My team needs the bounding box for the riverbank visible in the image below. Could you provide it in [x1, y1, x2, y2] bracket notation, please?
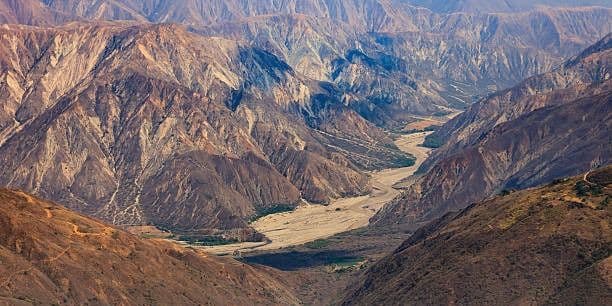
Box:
[202, 132, 433, 255]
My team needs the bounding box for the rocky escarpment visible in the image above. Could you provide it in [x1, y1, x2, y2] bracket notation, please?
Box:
[0, 23, 412, 234]
[345, 167, 612, 305]
[0, 188, 300, 305]
[422, 34, 612, 170]
[374, 34, 612, 228]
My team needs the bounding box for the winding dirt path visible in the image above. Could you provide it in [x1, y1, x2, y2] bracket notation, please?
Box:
[204, 132, 433, 255]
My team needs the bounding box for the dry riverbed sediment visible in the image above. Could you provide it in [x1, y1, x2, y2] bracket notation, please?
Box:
[202, 132, 433, 255]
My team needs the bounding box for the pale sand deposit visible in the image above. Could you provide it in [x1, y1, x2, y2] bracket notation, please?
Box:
[203, 132, 433, 255]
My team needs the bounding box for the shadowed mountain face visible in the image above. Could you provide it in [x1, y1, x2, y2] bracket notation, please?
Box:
[374, 35, 612, 228]
[196, 7, 612, 127]
[345, 167, 612, 305]
[0, 188, 299, 305]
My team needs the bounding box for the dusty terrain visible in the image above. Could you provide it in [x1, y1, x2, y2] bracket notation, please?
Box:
[0, 189, 300, 305]
[344, 167, 612, 305]
[204, 132, 432, 255]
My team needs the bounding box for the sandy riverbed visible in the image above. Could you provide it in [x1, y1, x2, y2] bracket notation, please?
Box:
[202, 132, 432, 255]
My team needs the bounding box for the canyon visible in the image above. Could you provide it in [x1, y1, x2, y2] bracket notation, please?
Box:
[374, 33, 612, 230]
[0, 1, 610, 305]
[0, 0, 609, 237]
[204, 131, 434, 255]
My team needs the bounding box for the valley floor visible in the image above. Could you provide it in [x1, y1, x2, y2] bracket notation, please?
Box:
[203, 132, 432, 255]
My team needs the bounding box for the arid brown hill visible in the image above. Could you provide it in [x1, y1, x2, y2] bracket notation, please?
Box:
[345, 167, 612, 305]
[0, 188, 299, 305]
[374, 34, 612, 228]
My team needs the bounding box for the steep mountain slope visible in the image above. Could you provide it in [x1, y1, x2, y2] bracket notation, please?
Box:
[0, 22, 418, 235]
[0, 1, 610, 235]
[0, 0, 76, 25]
[373, 34, 612, 228]
[0, 188, 299, 305]
[345, 167, 612, 305]
[25, 0, 428, 31]
[10, 1, 611, 29]
[423, 34, 612, 167]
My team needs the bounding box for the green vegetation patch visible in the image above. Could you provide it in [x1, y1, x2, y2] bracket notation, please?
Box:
[305, 239, 331, 249]
[326, 256, 367, 273]
[598, 196, 610, 210]
[498, 189, 516, 196]
[421, 134, 445, 148]
[250, 204, 295, 222]
[574, 181, 603, 197]
[394, 155, 416, 167]
[404, 125, 441, 135]
[177, 235, 238, 246]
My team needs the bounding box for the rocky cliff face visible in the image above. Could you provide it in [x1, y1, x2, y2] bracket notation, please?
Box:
[0, 188, 299, 305]
[0, 23, 411, 233]
[346, 167, 612, 305]
[374, 35, 612, 228]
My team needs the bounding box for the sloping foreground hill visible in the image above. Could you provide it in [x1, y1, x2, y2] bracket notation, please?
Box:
[344, 167, 612, 305]
[0, 188, 299, 305]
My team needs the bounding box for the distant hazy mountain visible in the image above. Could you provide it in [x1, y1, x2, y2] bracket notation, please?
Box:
[403, 0, 612, 13]
[2, 1, 609, 123]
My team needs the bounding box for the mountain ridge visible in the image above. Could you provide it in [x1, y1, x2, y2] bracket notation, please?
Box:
[0, 22, 407, 235]
[373, 33, 611, 228]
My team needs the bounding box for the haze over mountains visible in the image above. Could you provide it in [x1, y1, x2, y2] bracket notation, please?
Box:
[404, 0, 612, 13]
